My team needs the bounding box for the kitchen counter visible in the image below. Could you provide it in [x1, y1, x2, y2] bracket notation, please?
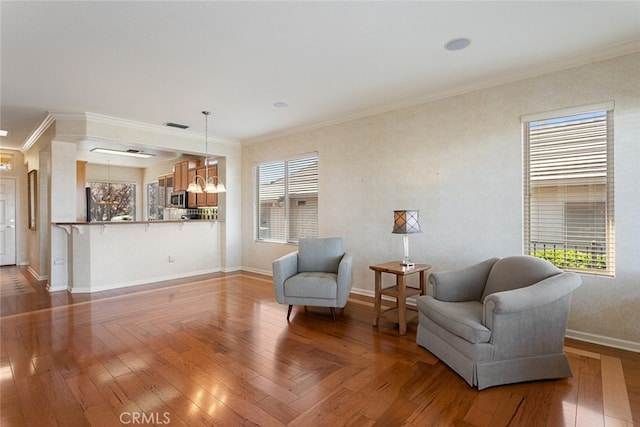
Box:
[52, 220, 221, 293]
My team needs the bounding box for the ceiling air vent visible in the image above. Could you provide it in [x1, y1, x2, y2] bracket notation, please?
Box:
[165, 122, 189, 130]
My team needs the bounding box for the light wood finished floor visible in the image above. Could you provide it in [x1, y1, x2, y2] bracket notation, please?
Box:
[1, 266, 638, 426]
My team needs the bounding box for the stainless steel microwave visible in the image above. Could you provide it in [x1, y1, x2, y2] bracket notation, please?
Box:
[170, 191, 187, 208]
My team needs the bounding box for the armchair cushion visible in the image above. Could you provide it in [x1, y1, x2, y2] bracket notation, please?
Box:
[298, 237, 344, 273]
[284, 272, 338, 299]
[417, 298, 490, 344]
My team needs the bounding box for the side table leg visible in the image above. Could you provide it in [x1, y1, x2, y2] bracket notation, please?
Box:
[398, 275, 407, 335]
[373, 271, 382, 327]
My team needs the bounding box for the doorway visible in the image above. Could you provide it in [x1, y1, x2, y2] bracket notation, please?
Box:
[0, 178, 17, 265]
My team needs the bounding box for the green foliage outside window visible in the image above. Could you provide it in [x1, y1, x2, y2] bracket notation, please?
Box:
[531, 249, 606, 270]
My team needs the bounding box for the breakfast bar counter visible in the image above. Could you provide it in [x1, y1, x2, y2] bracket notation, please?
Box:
[52, 220, 222, 293]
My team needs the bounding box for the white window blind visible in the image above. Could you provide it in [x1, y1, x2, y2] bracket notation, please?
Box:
[255, 154, 318, 243]
[523, 107, 614, 275]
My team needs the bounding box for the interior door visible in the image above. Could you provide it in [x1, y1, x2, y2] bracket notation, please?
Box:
[0, 178, 17, 265]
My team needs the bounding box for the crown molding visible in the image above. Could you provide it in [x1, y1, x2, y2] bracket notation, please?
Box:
[24, 111, 240, 149]
[80, 112, 239, 146]
[20, 113, 56, 152]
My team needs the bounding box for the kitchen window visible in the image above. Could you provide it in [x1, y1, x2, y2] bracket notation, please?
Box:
[146, 181, 160, 220]
[254, 154, 318, 244]
[88, 181, 136, 222]
[522, 103, 614, 275]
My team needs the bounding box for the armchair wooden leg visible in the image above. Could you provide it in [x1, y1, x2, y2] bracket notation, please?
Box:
[330, 307, 336, 322]
[287, 305, 293, 321]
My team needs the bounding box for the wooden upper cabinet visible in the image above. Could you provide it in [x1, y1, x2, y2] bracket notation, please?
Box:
[76, 160, 87, 221]
[206, 164, 219, 207]
[173, 160, 191, 192]
[174, 159, 201, 192]
[173, 163, 181, 192]
[195, 165, 218, 207]
[187, 168, 198, 208]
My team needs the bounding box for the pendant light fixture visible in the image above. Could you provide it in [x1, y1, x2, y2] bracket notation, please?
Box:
[186, 111, 226, 194]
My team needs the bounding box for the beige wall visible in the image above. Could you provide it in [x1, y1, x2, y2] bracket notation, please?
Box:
[241, 52, 640, 349]
[20, 124, 56, 279]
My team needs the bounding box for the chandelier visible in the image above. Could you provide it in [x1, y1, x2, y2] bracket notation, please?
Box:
[186, 111, 226, 194]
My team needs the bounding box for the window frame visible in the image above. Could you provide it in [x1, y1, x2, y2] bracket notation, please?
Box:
[522, 102, 615, 276]
[254, 153, 319, 244]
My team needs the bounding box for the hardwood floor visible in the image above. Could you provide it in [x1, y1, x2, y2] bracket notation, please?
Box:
[1, 266, 638, 426]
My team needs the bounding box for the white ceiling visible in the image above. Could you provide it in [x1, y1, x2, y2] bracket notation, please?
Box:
[2, 1, 640, 158]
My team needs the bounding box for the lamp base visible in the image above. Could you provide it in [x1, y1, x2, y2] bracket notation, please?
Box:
[400, 235, 414, 267]
[400, 259, 414, 268]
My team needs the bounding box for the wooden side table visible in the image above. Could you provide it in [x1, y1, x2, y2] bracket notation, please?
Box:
[370, 261, 432, 335]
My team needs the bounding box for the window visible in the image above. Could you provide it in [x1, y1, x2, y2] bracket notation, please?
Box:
[0, 153, 14, 170]
[255, 154, 318, 243]
[146, 182, 160, 220]
[88, 182, 136, 222]
[523, 103, 614, 274]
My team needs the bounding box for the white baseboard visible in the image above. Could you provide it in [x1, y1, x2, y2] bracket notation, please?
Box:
[68, 268, 221, 294]
[27, 266, 48, 281]
[241, 266, 272, 276]
[350, 287, 374, 299]
[566, 329, 640, 353]
[46, 284, 67, 293]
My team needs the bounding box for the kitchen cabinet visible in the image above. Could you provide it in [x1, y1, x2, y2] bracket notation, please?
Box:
[76, 160, 87, 221]
[187, 168, 198, 208]
[173, 160, 196, 192]
[158, 174, 173, 207]
[196, 165, 218, 207]
[185, 164, 219, 208]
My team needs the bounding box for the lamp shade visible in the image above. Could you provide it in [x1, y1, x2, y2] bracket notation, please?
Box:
[204, 182, 217, 193]
[392, 210, 422, 234]
[187, 181, 203, 194]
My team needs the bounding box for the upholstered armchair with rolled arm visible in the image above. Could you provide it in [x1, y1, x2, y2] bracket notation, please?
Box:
[416, 255, 581, 390]
[273, 237, 354, 321]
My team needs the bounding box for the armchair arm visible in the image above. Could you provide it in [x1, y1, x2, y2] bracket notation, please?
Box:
[483, 272, 581, 319]
[482, 272, 581, 357]
[429, 258, 499, 302]
[336, 252, 354, 306]
[272, 251, 299, 304]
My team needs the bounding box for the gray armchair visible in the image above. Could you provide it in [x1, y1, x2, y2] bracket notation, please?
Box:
[273, 237, 354, 321]
[416, 255, 581, 390]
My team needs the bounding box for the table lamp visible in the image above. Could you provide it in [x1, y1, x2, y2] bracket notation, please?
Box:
[392, 210, 422, 267]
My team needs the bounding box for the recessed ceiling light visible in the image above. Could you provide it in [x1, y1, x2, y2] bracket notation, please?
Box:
[273, 101, 288, 108]
[0, 129, 8, 137]
[445, 38, 471, 51]
[91, 148, 155, 158]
